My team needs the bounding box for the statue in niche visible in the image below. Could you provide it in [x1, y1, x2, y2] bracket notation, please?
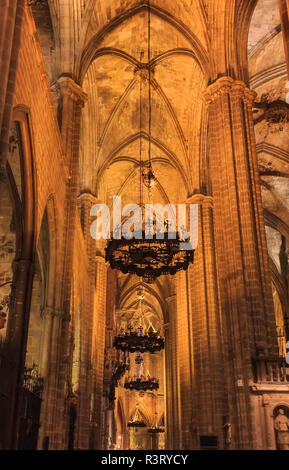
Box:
[224, 422, 232, 446]
[274, 408, 289, 450]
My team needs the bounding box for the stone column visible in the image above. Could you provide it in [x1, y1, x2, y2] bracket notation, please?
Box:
[105, 409, 114, 449]
[165, 295, 181, 450]
[279, 0, 289, 77]
[175, 269, 195, 449]
[46, 77, 87, 449]
[37, 307, 70, 450]
[204, 77, 279, 449]
[0, 0, 25, 168]
[123, 410, 130, 450]
[188, 194, 226, 449]
[56, 77, 87, 312]
[1, 258, 32, 449]
[74, 193, 98, 450]
[263, 395, 275, 450]
[90, 255, 108, 449]
[56, 76, 87, 323]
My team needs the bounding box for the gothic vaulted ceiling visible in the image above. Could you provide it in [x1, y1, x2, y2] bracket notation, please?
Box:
[79, 9, 207, 205]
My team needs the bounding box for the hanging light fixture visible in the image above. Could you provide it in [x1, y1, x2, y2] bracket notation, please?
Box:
[105, 0, 195, 284]
[148, 425, 165, 434]
[124, 375, 159, 392]
[148, 412, 165, 434]
[113, 325, 165, 354]
[124, 354, 159, 392]
[127, 404, 147, 428]
[113, 289, 165, 353]
[105, 233, 194, 285]
[123, 319, 160, 393]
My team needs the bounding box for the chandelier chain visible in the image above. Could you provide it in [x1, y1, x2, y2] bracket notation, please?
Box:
[139, 51, 143, 208]
[148, 0, 152, 167]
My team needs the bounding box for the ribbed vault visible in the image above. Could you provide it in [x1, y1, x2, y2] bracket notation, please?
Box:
[79, 8, 207, 208]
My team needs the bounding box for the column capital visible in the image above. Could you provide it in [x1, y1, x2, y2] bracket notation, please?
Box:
[56, 76, 88, 108]
[203, 76, 256, 105]
[186, 194, 214, 208]
[42, 306, 70, 321]
[77, 192, 99, 205]
[95, 254, 108, 266]
[165, 294, 176, 306]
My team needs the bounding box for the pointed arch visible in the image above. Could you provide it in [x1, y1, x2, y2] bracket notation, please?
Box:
[40, 195, 58, 309]
[96, 132, 190, 194]
[234, 0, 260, 84]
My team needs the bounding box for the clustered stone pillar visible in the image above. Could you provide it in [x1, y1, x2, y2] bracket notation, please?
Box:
[165, 295, 182, 450]
[91, 255, 108, 449]
[263, 395, 275, 450]
[56, 74, 87, 365]
[37, 307, 70, 450]
[75, 193, 98, 450]
[204, 77, 280, 449]
[44, 76, 87, 449]
[188, 195, 226, 449]
[0, 0, 25, 169]
[3, 258, 32, 449]
[175, 269, 195, 449]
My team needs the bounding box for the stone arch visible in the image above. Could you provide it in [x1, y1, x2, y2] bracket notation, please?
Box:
[274, 403, 289, 416]
[128, 403, 152, 450]
[25, 195, 58, 375]
[96, 133, 190, 198]
[25, 208, 50, 371]
[234, 0, 259, 84]
[12, 106, 35, 258]
[265, 222, 289, 357]
[118, 279, 167, 327]
[129, 403, 151, 425]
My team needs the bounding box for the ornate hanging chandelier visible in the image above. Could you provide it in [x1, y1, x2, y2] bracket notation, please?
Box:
[105, 0, 195, 284]
[127, 420, 147, 428]
[106, 230, 194, 285]
[148, 426, 165, 434]
[127, 404, 147, 428]
[124, 376, 159, 392]
[124, 351, 159, 392]
[113, 290, 165, 353]
[148, 412, 165, 434]
[124, 373, 159, 392]
[113, 326, 164, 354]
